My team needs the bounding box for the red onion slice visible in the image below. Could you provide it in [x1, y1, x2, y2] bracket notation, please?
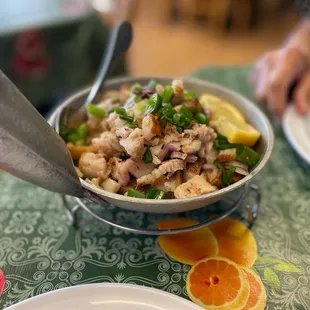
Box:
[186, 155, 198, 163]
[234, 167, 249, 176]
[224, 161, 248, 171]
[202, 163, 217, 170]
[223, 161, 249, 176]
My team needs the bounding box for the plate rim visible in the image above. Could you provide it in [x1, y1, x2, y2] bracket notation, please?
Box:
[282, 104, 310, 165]
[5, 283, 204, 310]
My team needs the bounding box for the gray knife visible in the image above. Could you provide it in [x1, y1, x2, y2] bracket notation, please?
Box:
[0, 70, 82, 197]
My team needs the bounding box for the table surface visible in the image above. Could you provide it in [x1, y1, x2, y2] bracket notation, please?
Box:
[1, 66, 310, 310]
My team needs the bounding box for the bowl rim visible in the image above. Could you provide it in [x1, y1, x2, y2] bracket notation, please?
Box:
[55, 75, 274, 205]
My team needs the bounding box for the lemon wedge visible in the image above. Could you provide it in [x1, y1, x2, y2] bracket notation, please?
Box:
[212, 117, 261, 147]
[199, 93, 246, 124]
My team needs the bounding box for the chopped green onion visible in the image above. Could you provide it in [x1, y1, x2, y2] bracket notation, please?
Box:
[176, 127, 183, 133]
[184, 90, 196, 100]
[128, 122, 138, 128]
[145, 94, 162, 115]
[110, 107, 133, 121]
[109, 106, 137, 128]
[236, 146, 260, 168]
[214, 141, 237, 150]
[109, 107, 127, 115]
[195, 112, 209, 125]
[157, 102, 195, 131]
[59, 126, 72, 138]
[214, 161, 236, 187]
[76, 124, 89, 139]
[134, 95, 142, 103]
[120, 115, 134, 122]
[215, 160, 224, 173]
[183, 118, 192, 128]
[134, 101, 146, 114]
[180, 106, 193, 120]
[111, 96, 120, 103]
[158, 103, 193, 130]
[145, 188, 166, 199]
[142, 147, 153, 163]
[173, 113, 186, 127]
[75, 139, 85, 146]
[127, 188, 145, 198]
[154, 190, 165, 199]
[67, 133, 80, 144]
[162, 102, 171, 108]
[131, 83, 142, 92]
[223, 166, 236, 186]
[87, 104, 105, 119]
[214, 134, 260, 168]
[147, 79, 157, 89]
[160, 104, 175, 121]
[162, 85, 174, 103]
[59, 126, 75, 142]
[217, 134, 230, 143]
[124, 95, 136, 109]
[214, 134, 238, 150]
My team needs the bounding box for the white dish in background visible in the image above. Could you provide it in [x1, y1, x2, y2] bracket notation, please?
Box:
[6, 283, 204, 310]
[283, 104, 310, 165]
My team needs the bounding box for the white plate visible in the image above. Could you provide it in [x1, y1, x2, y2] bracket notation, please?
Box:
[283, 104, 310, 165]
[6, 283, 204, 310]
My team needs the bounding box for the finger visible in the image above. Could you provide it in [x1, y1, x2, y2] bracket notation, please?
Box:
[254, 63, 270, 102]
[267, 48, 307, 116]
[293, 72, 310, 115]
[251, 55, 266, 87]
[267, 80, 287, 116]
[252, 52, 276, 102]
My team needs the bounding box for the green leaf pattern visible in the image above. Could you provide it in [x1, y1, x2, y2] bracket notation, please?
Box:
[264, 268, 281, 292]
[273, 263, 302, 273]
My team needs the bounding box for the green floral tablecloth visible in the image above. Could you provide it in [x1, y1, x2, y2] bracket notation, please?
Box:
[1, 66, 310, 310]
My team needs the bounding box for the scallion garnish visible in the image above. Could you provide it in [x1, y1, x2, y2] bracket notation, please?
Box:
[162, 85, 174, 103]
[195, 112, 209, 125]
[127, 188, 145, 198]
[214, 161, 236, 187]
[147, 79, 157, 89]
[142, 147, 153, 163]
[214, 134, 260, 168]
[145, 94, 162, 115]
[184, 90, 196, 100]
[109, 107, 137, 128]
[145, 187, 166, 199]
[131, 83, 142, 92]
[87, 104, 105, 119]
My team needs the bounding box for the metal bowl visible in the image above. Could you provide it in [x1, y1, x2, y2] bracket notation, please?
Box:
[54, 76, 274, 214]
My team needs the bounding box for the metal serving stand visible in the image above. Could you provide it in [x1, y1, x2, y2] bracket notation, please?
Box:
[49, 109, 262, 236]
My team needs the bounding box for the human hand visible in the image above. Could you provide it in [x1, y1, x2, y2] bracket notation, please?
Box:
[252, 46, 309, 116]
[252, 20, 310, 116]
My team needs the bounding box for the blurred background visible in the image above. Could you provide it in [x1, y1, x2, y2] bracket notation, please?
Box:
[103, 0, 299, 76]
[0, 0, 299, 115]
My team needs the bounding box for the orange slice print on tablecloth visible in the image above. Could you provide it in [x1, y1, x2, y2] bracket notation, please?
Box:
[156, 218, 218, 265]
[242, 268, 267, 310]
[186, 257, 250, 310]
[156, 217, 257, 267]
[209, 217, 257, 267]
